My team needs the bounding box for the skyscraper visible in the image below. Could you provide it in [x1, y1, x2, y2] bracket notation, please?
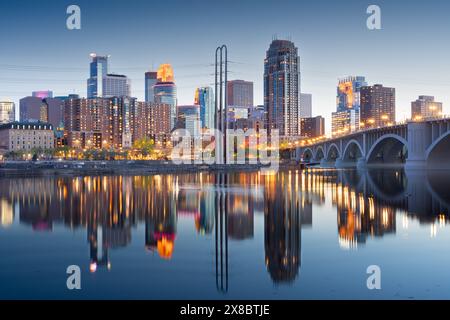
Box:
[87, 54, 109, 99]
[0, 101, 15, 124]
[336, 76, 367, 112]
[264, 39, 300, 140]
[332, 76, 367, 135]
[145, 71, 158, 103]
[227, 80, 254, 108]
[411, 96, 443, 120]
[360, 84, 396, 129]
[195, 87, 214, 129]
[87, 54, 130, 98]
[300, 93, 312, 118]
[154, 64, 177, 130]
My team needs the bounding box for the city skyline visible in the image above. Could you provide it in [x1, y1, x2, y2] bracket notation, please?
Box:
[1, 0, 450, 135]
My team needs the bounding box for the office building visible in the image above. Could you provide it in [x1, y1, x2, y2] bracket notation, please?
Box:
[336, 76, 367, 112]
[301, 116, 325, 138]
[264, 39, 300, 140]
[411, 96, 443, 120]
[87, 54, 109, 99]
[195, 87, 214, 129]
[0, 101, 15, 124]
[154, 64, 177, 130]
[360, 84, 396, 129]
[227, 80, 253, 108]
[177, 105, 201, 138]
[145, 71, 158, 103]
[87, 54, 130, 98]
[300, 93, 312, 118]
[331, 76, 367, 134]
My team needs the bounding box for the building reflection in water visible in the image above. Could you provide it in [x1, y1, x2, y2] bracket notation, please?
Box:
[0, 169, 449, 286]
[264, 172, 302, 284]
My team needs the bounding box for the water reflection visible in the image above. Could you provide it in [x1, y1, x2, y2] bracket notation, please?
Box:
[0, 169, 449, 295]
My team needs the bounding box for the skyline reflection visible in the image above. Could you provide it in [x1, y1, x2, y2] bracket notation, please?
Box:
[0, 169, 449, 295]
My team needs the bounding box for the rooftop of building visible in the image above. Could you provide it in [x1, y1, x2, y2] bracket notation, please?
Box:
[0, 121, 53, 130]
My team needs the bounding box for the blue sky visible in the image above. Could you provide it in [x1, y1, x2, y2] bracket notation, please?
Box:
[1, 0, 450, 133]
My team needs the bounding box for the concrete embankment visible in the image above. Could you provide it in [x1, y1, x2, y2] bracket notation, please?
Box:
[0, 161, 271, 177]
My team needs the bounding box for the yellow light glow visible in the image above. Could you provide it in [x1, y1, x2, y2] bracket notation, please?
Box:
[157, 64, 174, 82]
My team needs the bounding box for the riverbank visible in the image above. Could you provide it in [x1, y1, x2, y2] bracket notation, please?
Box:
[0, 160, 289, 177]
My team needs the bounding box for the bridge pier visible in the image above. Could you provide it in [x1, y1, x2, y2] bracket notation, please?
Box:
[405, 122, 430, 171]
[357, 157, 367, 170]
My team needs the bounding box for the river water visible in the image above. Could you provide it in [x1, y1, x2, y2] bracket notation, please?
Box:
[0, 169, 449, 299]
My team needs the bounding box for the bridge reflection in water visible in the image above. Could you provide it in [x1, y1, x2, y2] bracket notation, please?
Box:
[0, 169, 448, 293]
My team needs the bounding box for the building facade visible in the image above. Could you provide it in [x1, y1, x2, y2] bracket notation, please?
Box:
[87, 54, 109, 99]
[411, 96, 443, 120]
[300, 93, 312, 119]
[0, 101, 15, 124]
[331, 76, 367, 136]
[195, 87, 214, 130]
[0, 122, 54, 152]
[264, 39, 301, 140]
[227, 80, 254, 108]
[154, 64, 177, 130]
[301, 116, 325, 139]
[332, 110, 359, 137]
[177, 105, 201, 138]
[145, 71, 158, 103]
[360, 84, 396, 129]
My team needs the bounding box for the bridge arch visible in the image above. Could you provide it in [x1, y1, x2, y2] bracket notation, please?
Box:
[366, 134, 408, 165]
[302, 148, 314, 162]
[314, 146, 325, 162]
[342, 139, 364, 163]
[326, 143, 341, 162]
[426, 131, 450, 170]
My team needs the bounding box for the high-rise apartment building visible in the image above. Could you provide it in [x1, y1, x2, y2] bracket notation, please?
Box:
[264, 39, 301, 140]
[360, 84, 396, 129]
[411, 96, 443, 120]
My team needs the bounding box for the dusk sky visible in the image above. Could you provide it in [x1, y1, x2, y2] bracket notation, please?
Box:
[1, 0, 450, 133]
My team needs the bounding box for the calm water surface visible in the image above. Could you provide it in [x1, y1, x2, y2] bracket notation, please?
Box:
[0, 169, 449, 299]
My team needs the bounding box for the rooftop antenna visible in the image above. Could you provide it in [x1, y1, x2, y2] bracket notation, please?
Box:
[272, 34, 278, 41]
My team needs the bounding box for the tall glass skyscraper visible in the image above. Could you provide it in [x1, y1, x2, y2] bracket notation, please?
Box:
[87, 54, 130, 98]
[154, 64, 177, 130]
[264, 39, 300, 140]
[195, 87, 214, 130]
[87, 54, 109, 99]
[145, 71, 158, 103]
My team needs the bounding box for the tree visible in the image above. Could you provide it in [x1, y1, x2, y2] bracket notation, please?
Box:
[133, 137, 155, 159]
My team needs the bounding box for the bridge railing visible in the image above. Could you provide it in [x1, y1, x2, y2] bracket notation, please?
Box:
[298, 115, 450, 148]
